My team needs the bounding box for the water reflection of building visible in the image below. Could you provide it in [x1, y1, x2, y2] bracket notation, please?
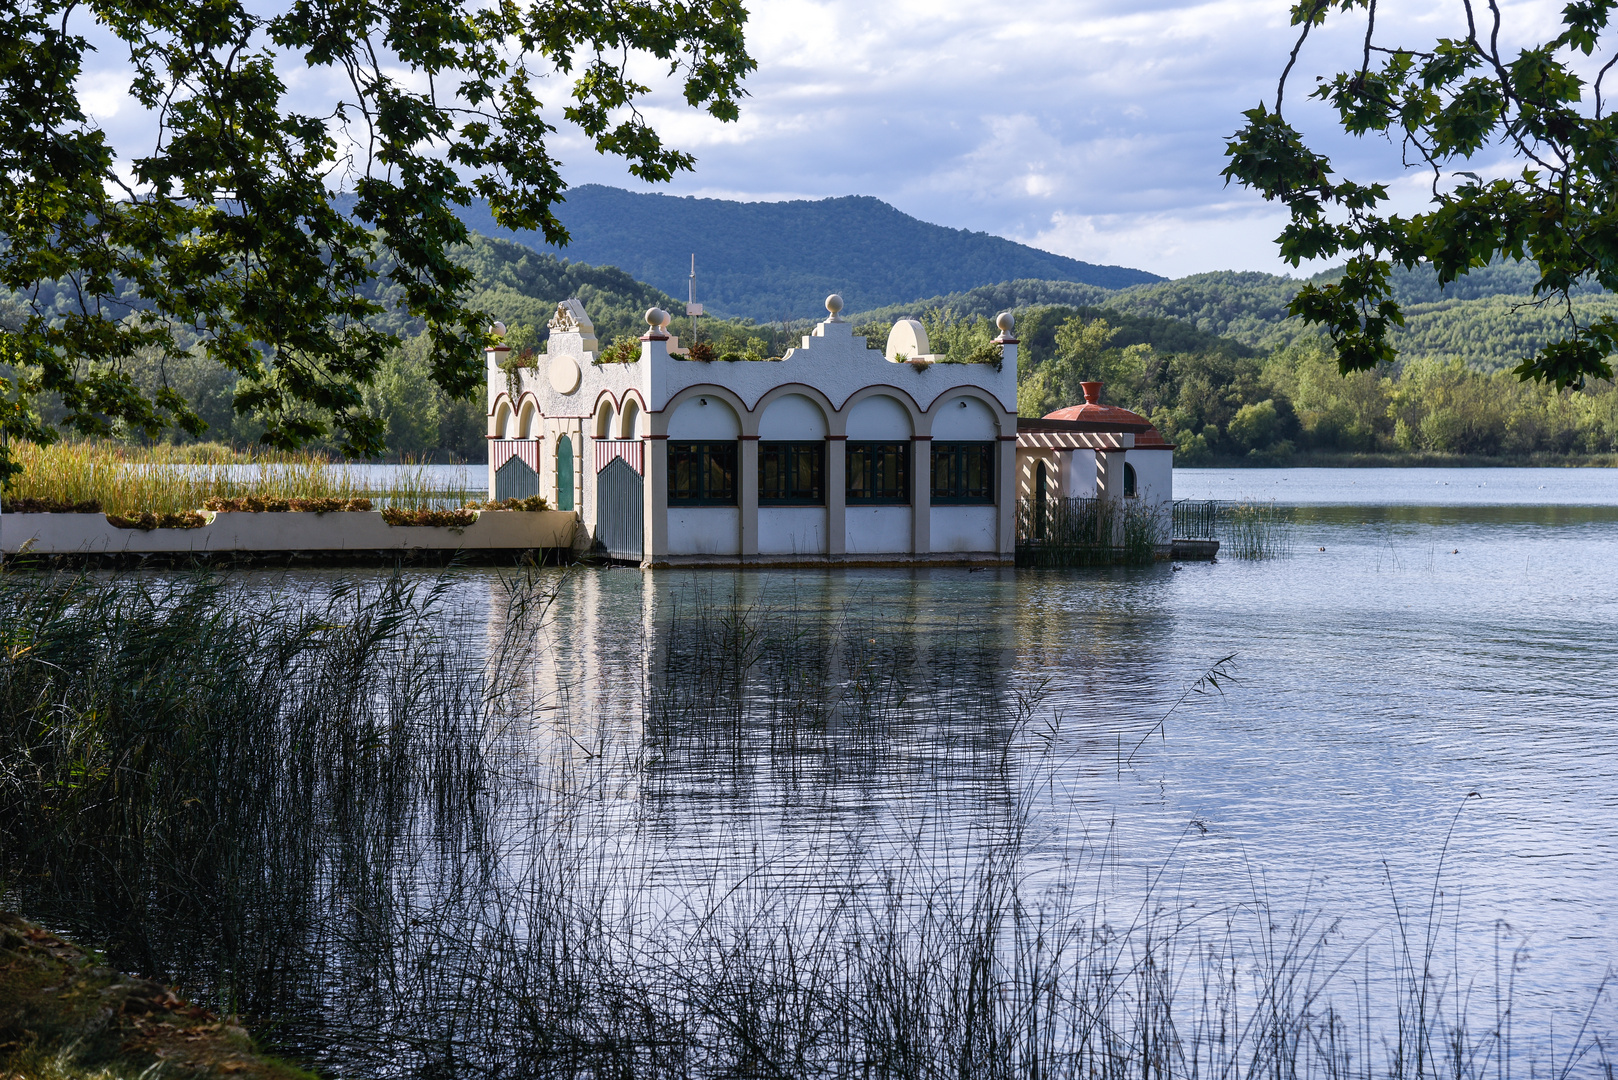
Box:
[495, 569, 1025, 822]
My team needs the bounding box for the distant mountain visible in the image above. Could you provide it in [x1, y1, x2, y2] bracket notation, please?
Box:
[451, 185, 1163, 321]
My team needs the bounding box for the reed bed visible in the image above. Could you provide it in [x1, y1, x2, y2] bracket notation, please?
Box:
[2, 441, 473, 514]
[1016, 495, 1165, 566]
[0, 569, 1609, 1080]
[1222, 498, 1294, 559]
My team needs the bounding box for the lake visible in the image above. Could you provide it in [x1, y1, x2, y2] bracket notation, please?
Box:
[7, 466, 1614, 1076]
[459, 466, 1617, 1064]
[528, 487, 1618, 1023]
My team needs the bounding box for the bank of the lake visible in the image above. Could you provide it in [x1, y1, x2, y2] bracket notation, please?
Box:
[1189, 450, 1618, 467]
[0, 911, 315, 1080]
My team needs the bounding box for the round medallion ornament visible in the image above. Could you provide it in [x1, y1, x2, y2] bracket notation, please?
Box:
[548, 354, 582, 394]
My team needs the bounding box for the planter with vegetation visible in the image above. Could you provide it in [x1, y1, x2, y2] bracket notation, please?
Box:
[1, 445, 571, 554]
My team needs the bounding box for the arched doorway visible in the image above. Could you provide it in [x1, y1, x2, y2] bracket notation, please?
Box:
[556, 435, 574, 511]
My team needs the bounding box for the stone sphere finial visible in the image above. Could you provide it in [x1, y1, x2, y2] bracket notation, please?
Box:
[825, 294, 844, 320]
[657, 309, 673, 329]
[491, 321, 507, 339]
[996, 311, 1014, 334]
[645, 307, 663, 328]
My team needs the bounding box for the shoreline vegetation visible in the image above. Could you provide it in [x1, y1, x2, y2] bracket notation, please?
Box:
[1181, 450, 1618, 468]
[0, 911, 313, 1080]
[15, 239, 1618, 470]
[0, 442, 482, 518]
[0, 569, 1609, 1079]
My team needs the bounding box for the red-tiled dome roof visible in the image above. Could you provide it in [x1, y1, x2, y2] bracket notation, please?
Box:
[1044, 381, 1173, 448]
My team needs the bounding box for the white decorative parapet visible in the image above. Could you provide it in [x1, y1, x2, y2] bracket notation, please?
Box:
[1, 511, 578, 555]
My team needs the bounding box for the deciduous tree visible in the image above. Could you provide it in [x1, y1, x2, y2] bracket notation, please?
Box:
[1223, 0, 1618, 389]
[0, 0, 753, 479]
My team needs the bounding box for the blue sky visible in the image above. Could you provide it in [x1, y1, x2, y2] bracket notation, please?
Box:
[77, 0, 1565, 280]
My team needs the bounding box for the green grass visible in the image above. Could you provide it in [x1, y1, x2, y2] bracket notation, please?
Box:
[3, 442, 473, 515]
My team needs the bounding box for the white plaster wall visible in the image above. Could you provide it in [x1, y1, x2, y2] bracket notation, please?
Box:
[846, 394, 913, 439]
[758, 394, 828, 438]
[930, 395, 999, 439]
[930, 506, 998, 553]
[667, 395, 740, 439]
[1130, 449, 1174, 512]
[1066, 449, 1098, 498]
[758, 507, 828, 554]
[667, 507, 740, 555]
[844, 506, 912, 553]
[642, 320, 1017, 417]
[489, 312, 1014, 446]
[1, 511, 578, 554]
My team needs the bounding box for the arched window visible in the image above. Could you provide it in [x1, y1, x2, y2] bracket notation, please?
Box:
[1034, 460, 1049, 539]
[1123, 462, 1138, 498]
[556, 435, 574, 511]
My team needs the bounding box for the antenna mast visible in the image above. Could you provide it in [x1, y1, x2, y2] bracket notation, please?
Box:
[687, 254, 703, 344]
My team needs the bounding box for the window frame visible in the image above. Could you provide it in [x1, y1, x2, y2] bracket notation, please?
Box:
[1123, 461, 1138, 498]
[846, 440, 911, 505]
[758, 440, 826, 506]
[930, 441, 996, 505]
[667, 440, 739, 506]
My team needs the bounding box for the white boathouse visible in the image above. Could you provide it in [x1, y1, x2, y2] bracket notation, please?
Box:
[487, 296, 1172, 566]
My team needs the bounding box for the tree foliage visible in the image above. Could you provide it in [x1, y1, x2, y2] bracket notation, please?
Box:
[1223, 0, 1618, 390]
[0, 0, 753, 480]
[1014, 311, 1618, 464]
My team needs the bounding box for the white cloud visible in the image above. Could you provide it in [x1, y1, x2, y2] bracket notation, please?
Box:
[70, 0, 1576, 278]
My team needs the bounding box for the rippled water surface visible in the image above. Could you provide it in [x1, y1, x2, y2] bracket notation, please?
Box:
[34, 465, 1610, 1060]
[505, 469, 1618, 1027]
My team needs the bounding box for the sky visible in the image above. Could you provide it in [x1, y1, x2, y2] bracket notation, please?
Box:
[539, 0, 1562, 279]
[77, 0, 1571, 281]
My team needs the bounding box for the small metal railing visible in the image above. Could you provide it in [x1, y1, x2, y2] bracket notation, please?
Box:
[1172, 499, 1219, 540]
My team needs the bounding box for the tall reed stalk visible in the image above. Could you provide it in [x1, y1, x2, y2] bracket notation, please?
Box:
[1222, 498, 1294, 559]
[1016, 495, 1165, 566]
[0, 570, 1607, 1079]
[3, 441, 472, 514]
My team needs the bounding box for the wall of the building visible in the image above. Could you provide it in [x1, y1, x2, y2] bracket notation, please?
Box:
[759, 508, 828, 555]
[488, 308, 1022, 565]
[667, 507, 741, 555]
[1130, 449, 1174, 513]
[843, 506, 912, 554]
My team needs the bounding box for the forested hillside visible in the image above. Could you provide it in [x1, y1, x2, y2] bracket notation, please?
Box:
[854, 262, 1618, 373]
[449, 186, 1162, 320]
[8, 229, 1618, 463]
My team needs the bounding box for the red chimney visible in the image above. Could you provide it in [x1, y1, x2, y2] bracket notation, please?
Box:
[1080, 381, 1102, 405]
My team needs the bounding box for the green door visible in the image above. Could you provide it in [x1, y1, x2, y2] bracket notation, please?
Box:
[556, 435, 574, 511]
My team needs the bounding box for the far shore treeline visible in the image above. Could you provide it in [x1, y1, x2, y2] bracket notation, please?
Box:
[7, 234, 1618, 466]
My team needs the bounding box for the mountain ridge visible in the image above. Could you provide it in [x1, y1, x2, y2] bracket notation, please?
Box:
[449, 185, 1163, 321]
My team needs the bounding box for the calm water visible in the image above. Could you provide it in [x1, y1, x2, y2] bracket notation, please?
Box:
[1177, 464, 1618, 505]
[494, 467, 1618, 1033]
[34, 465, 1612, 1063]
